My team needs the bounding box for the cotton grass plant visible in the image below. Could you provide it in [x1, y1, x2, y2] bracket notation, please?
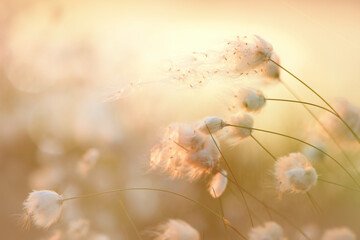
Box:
[19, 34, 360, 240]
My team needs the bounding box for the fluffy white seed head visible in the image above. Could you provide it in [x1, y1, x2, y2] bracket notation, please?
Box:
[237, 88, 266, 112]
[208, 169, 228, 198]
[224, 113, 254, 144]
[23, 190, 63, 228]
[320, 99, 360, 144]
[197, 117, 226, 134]
[275, 153, 318, 194]
[322, 227, 356, 240]
[153, 219, 200, 240]
[264, 53, 280, 81]
[223, 35, 273, 75]
[150, 123, 220, 180]
[249, 222, 286, 240]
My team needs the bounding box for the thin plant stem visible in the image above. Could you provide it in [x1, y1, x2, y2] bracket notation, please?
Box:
[266, 98, 335, 115]
[62, 187, 246, 239]
[251, 134, 321, 218]
[226, 124, 360, 188]
[250, 135, 276, 161]
[222, 174, 311, 240]
[318, 178, 360, 193]
[270, 59, 360, 143]
[212, 188, 230, 240]
[118, 197, 143, 240]
[279, 81, 360, 180]
[306, 192, 321, 217]
[206, 125, 254, 227]
[251, 134, 360, 194]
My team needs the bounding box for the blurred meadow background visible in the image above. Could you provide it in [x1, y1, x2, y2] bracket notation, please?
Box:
[1, 0, 360, 239]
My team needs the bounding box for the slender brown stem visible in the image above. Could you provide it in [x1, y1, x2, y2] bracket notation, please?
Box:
[279, 81, 360, 180]
[206, 125, 254, 227]
[266, 98, 335, 115]
[270, 59, 360, 143]
[318, 178, 360, 193]
[223, 175, 311, 240]
[250, 135, 276, 161]
[213, 188, 230, 240]
[226, 124, 360, 188]
[63, 187, 245, 238]
[119, 197, 143, 240]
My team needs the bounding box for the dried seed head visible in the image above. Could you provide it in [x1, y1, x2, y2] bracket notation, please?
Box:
[150, 123, 220, 180]
[265, 53, 281, 81]
[208, 169, 228, 198]
[249, 222, 286, 240]
[197, 116, 226, 134]
[275, 153, 318, 194]
[23, 190, 63, 228]
[223, 35, 273, 75]
[322, 227, 356, 240]
[153, 219, 200, 240]
[320, 99, 360, 144]
[237, 88, 266, 112]
[225, 113, 254, 142]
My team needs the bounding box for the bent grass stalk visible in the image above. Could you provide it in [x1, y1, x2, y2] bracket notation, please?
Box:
[251, 135, 321, 217]
[212, 188, 230, 240]
[118, 197, 143, 240]
[253, 134, 360, 195]
[226, 124, 360, 188]
[271, 82, 360, 181]
[62, 187, 247, 239]
[206, 127, 310, 239]
[206, 125, 255, 227]
[220, 171, 311, 240]
[269, 59, 360, 144]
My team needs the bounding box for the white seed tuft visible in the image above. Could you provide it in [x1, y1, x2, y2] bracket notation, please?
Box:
[249, 222, 286, 240]
[197, 116, 226, 134]
[237, 88, 266, 112]
[23, 190, 63, 228]
[153, 219, 200, 240]
[208, 169, 228, 198]
[150, 123, 220, 180]
[224, 113, 254, 143]
[275, 153, 317, 194]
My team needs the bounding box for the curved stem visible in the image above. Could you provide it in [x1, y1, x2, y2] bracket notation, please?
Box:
[250, 135, 276, 161]
[278, 81, 360, 180]
[266, 98, 335, 115]
[63, 187, 246, 239]
[206, 125, 254, 227]
[223, 174, 311, 240]
[318, 178, 360, 193]
[270, 59, 360, 143]
[226, 124, 360, 188]
[251, 135, 360, 194]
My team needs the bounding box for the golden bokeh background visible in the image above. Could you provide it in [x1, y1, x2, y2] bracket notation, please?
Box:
[1, 0, 360, 239]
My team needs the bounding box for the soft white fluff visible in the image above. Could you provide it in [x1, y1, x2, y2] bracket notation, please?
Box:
[249, 222, 286, 240]
[23, 190, 63, 228]
[197, 116, 226, 134]
[275, 153, 317, 194]
[223, 35, 273, 75]
[150, 123, 220, 180]
[153, 219, 200, 240]
[238, 88, 266, 112]
[208, 169, 228, 198]
[224, 113, 254, 144]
